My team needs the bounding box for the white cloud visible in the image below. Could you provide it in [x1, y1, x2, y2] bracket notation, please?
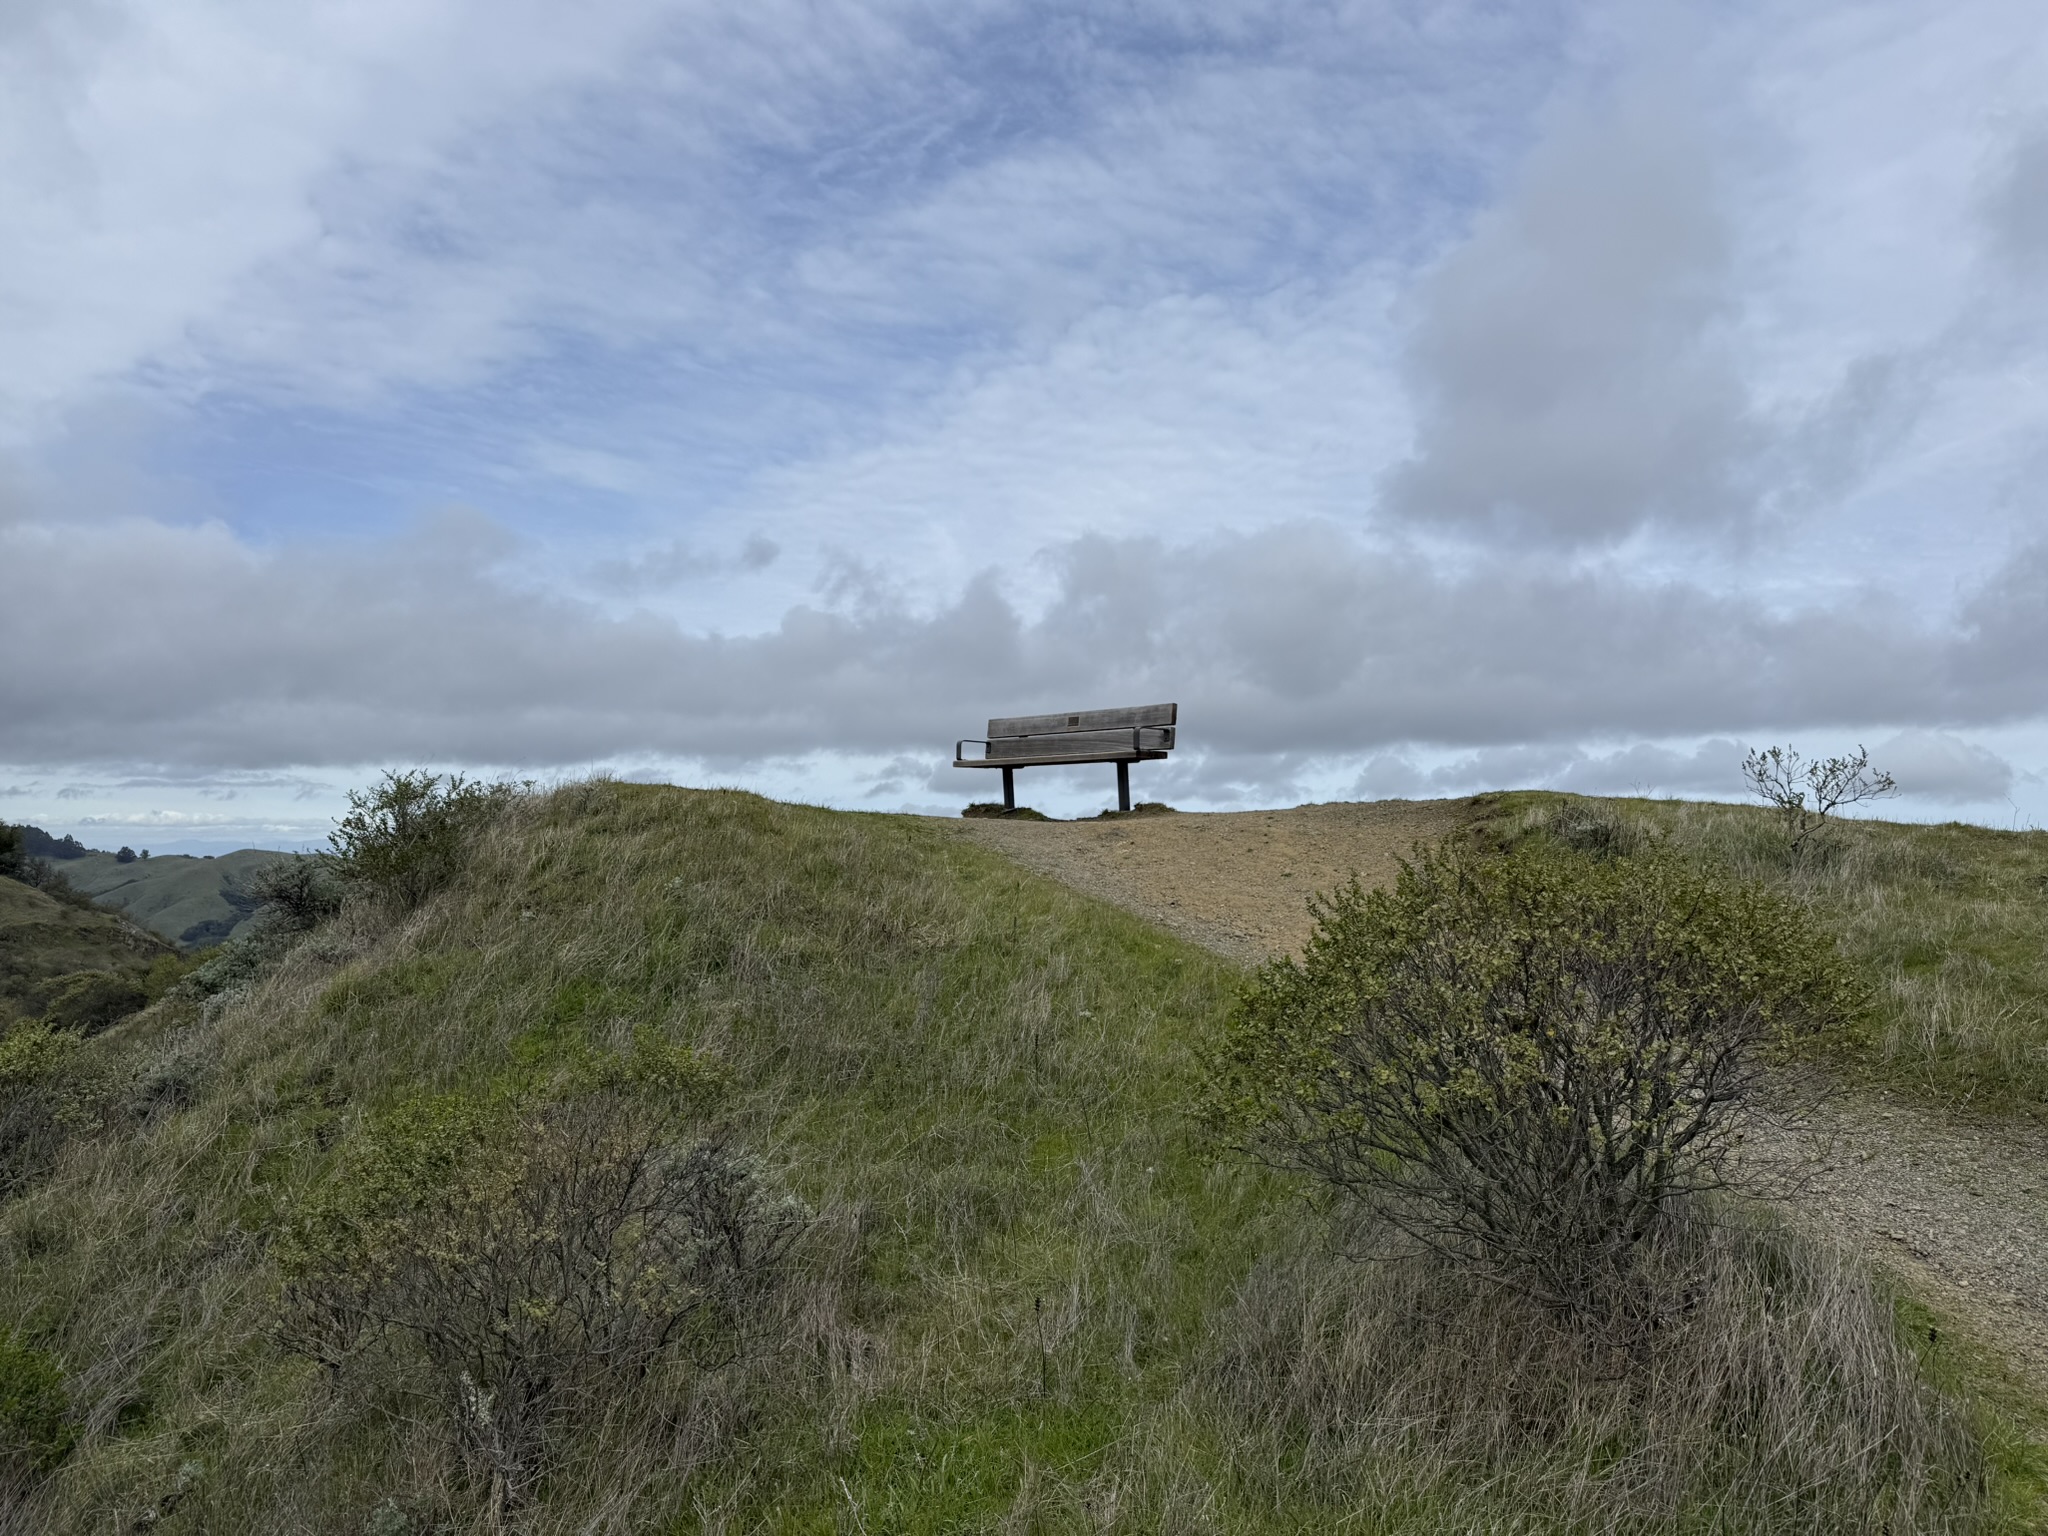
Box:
[1383, 85, 1757, 547]
[1871, 729, 2016, 804]
[5, 510, 2044, 778]
[3, 0, 2047, 837]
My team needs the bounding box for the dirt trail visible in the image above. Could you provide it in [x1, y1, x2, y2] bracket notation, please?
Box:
[946, 801, 2048, 1396]
[945, 799, 1474, 967]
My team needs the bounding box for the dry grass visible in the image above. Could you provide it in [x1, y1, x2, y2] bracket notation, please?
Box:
[1203, 1209, 1980, 1533]
[0, 783, 2025, 1531]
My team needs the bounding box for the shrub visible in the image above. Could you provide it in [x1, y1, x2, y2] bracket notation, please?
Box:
[239, 854, 344, 932]
[961, 803, 1050, 820]
[329, 772, 517, 914]
[36, 971, 148, 1035]
[0, 826, 21, 882]
[277, 1080, 806, 1518]
[0, 1331, 74, 1495]
[115, 847, 136, 864]
[1208, 843, 1857, 1326]
[1743, 743, 1897, 854]
[0, 1024, 82, 1197]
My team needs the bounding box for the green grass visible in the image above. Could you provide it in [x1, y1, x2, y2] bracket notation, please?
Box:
[0, 784, 2035, 1532]
[1482, 793, 2048, 1120]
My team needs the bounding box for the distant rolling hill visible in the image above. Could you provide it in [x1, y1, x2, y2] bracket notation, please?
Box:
[45, 848, 290, 946]
[0, 873, 172, 1026]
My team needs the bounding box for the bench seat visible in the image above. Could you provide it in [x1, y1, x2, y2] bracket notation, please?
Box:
[953, 704, 1177, 810]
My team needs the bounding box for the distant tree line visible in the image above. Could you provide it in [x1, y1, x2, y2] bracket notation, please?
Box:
[9, 826, 94, 862]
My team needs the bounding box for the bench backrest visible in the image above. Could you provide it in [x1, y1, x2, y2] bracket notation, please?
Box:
[983, 702, 1176, 760]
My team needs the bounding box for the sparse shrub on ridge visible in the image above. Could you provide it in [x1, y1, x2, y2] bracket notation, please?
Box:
[237, 853, 344, 932]
[182, 784, 494, 1005]
[329, 771, 519, 913]
[276, 1068, 806, 1522]
[181, 860, 343, 1004]
[1208, 841, 1858, 1326]
[1743, 743, 1898, 855]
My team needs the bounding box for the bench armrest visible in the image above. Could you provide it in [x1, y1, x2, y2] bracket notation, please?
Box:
[956, 738, 991, 761]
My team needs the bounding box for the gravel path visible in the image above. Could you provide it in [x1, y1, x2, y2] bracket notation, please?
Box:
[944, 799, 1474, 967]
[947, 801, 2048, 1395]
[1767, 1094, 2048, 1389]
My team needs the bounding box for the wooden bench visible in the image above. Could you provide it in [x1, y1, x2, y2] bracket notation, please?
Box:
[954, 703, 1177, 813]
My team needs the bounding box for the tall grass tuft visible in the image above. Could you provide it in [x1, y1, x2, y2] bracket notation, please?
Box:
[1203, 1208, 1982, 1533]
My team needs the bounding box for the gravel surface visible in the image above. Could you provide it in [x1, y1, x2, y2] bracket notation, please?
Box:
[944, 799, 1476, 967]
[1765, 1095, 2048, 1390]
[946, 800, 2048, 1394]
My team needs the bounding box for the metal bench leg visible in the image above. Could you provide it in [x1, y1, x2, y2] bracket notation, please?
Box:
[1116, 761, 1130, 813]
[1002, 766, 1015, 811]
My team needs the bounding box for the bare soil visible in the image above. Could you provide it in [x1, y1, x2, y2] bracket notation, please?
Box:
[945, 799, 1476, 967]
[946, 800, 2048, 1398]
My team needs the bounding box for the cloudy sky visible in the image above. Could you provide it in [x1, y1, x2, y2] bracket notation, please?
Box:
[4, 0, 2046, 850]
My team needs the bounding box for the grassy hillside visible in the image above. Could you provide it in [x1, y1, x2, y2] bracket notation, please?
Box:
[45, 850, 283, 947]
[1484, 795, 2048, 1121]
[0, 876, 173, 1028]
[0, 785, 2036, 1533]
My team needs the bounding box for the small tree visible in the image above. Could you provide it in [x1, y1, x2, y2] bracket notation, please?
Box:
[1741, 744, 1896, 854]
[1207, 844, 1854, 1326]
[328, 772, 516, 913]
[115, 847, 136, 864]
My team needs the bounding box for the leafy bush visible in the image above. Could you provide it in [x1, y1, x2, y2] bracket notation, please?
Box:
[329, 772, 517, 913]
[239, 854, 344, 932]
[277, 1078, 806, 1517]
[0, 1331, 74, 1495]
[960, 803, 1051, 820]
[1208, 843, 1857, 1326]
[0, 1023, 84, 1196]
[36, 971, 148, 1035]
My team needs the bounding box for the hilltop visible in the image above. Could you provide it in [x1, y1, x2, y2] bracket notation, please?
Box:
[0, 784, 2039, 1533]
[957, 793, 2048, 1394]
